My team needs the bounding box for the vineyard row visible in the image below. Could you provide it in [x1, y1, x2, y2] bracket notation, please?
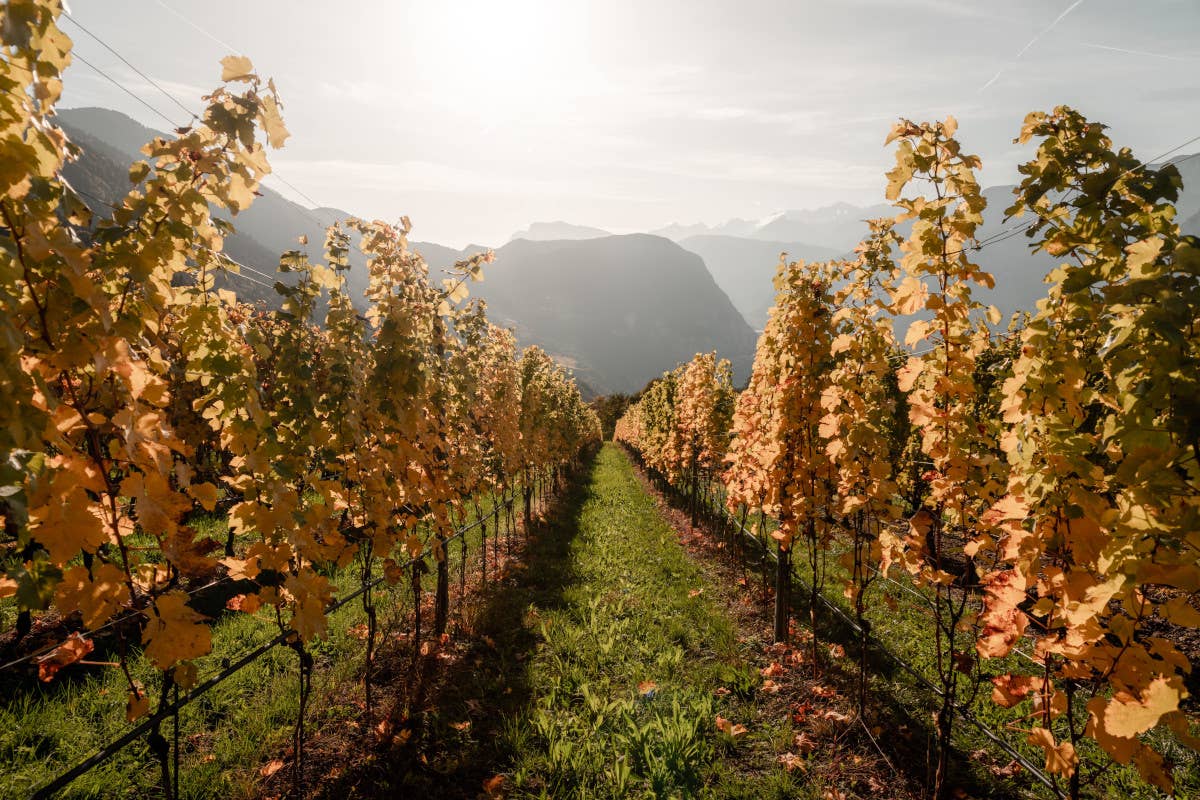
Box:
[615, 111, 1199, 799]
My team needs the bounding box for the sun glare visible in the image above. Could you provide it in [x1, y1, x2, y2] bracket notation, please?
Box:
[400, 1, 583, 113]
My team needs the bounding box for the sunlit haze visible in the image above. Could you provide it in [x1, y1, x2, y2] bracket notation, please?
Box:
[61, 0, 1200, 246]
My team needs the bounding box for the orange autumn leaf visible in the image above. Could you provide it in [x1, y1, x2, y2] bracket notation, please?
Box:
[760, 661, 785, 678]
[36, 632, 95, 682]
[778, 752, 804, 772]
[715, 715, 748, 738]
[991, 674, 1036, 708]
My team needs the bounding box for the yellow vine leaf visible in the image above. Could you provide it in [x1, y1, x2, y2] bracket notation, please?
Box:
[285, 568, 332, 642]
[188, 482, 219, 511]
[1027, 727, 1078, 778]
[28, 486, 108, 563]
[54, 563, 130, 629]
[142, 591, 212, 670]
[1102, 676, 1184, 740]
[126, 685, 150, 722]
[219, 54, 255, 82]
[260, 94, 290, 148]
[1125, 237, 1164, 279]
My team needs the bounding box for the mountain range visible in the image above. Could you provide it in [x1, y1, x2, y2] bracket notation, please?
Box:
[56, 107, 756, 395]
[415, 236, 758, 394]
[652, 202, 895, 252]
[56, 106, 1200, 393]
[657, 159, 1200, 330]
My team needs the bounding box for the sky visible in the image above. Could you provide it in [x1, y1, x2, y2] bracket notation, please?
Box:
[58, 0, 1200, 247]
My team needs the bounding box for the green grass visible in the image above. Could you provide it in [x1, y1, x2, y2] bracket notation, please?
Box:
[0, 495, 511, 799]
[492, 444, 808, 800]
[689, 477, 1200, 800]
[787, 543, 1199, 800]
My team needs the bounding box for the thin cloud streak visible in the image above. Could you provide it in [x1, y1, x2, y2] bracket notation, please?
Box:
[1079, 41, 1200, 61]
[980, 0, 1086, 92]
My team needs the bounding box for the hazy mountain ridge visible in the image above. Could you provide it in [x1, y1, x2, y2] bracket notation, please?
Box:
[57, 107, 368, 307]
[417, 235, 759, 395]
[508, 221, 611, 241]
[677, 236, 841, 330]
[58, 107, 757, 396]
[653, 202, 894, 251]
[667, 167, 1200, 331]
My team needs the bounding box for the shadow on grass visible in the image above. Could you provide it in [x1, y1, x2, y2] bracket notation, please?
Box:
[303, 457, 599, 800]
[632, 451, 1034, 800]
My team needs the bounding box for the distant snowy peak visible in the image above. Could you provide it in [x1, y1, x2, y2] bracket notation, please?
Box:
[754, 201, 886, 227]
[652, 202, 892, 250]
[752, 211, 787, 230]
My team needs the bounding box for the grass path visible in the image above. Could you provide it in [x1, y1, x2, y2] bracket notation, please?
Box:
[319, 443, 803, 799]
[465, 443, 801, 799]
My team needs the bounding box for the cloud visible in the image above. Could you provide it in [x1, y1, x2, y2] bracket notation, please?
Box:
[980, 0, 1086, 92]
[629, 150, 881, 190]
[1078, 42, 1200, 62]
[112, 67, 209, 111]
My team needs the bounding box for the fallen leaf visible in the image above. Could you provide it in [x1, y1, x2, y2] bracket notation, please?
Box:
[260, 759, 285, 778]
[715, 715, 748, 738]
[778, 752, 805, 772]
[37, 633, 95, 682]
[761, 661, 785, 677]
